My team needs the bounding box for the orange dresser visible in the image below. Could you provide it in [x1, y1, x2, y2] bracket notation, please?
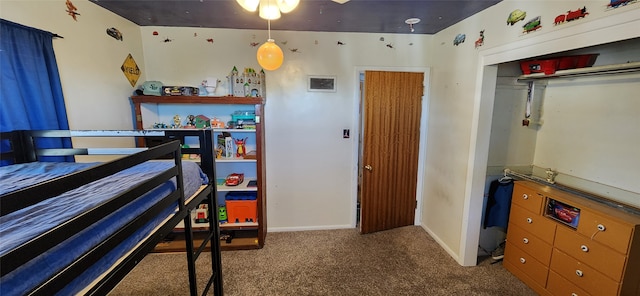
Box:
[504, 181, 640, 296]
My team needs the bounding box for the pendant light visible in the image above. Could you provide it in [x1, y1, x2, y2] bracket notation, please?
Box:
[256, 20, 284, 71]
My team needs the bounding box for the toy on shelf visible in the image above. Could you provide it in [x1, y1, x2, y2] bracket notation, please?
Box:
[185, 115, 196, 128]
[210, 117, 225, 128]
[225, 173, 244, 186]
[227, 66, 266, 97]
[218, 205, 228, 223]
[234, 137, 248, 157]
[172, 115, 181, 128]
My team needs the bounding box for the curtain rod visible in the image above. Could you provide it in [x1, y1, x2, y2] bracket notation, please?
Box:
[53, 33, 64, 39]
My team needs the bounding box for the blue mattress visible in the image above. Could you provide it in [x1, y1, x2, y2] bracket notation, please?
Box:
[0, 160, 209, 295]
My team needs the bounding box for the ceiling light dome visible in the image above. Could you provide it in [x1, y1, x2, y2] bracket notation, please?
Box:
[237, 0, 299, 20]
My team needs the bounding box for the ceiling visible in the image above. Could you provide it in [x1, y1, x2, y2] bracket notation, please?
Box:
[89, 0, 502, 35]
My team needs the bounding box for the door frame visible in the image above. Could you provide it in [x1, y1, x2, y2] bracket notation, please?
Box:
[350, 66, 431, 228]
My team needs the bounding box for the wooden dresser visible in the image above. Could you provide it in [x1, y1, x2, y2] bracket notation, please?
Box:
[504, 181, 640, 296]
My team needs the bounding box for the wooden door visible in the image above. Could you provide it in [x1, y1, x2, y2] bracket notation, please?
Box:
[360, 71, 423, 234]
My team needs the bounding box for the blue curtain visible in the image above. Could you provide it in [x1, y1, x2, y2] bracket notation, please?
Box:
[0, 19, 72, 165]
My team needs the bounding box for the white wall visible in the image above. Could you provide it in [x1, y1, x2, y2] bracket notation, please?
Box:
[426, 0, 640, 265]
[137, 27, 434, 230]
[0, 0, 145, 151]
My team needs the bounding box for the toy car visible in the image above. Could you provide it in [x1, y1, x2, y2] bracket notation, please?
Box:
[225, 173, 244, 186]
[507, 9, 526, 26]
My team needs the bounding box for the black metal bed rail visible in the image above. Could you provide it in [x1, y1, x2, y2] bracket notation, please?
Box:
[0, 140, 181, 216]
[30, 189, 184, 295]
[0, 165, 180, 277]
[0, 129, 222, 296]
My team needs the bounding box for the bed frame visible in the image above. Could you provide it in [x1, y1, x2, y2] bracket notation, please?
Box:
[0, 129, 222, 296]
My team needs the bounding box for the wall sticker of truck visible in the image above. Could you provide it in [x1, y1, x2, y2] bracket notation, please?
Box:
[554, 6, 589, 25]
[608, 0, 637, 8]
[522, 16, 542, 34]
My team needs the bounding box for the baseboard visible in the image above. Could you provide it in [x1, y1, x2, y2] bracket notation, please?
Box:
[420, 223, 462, 265]
[268, 224, 354, 232]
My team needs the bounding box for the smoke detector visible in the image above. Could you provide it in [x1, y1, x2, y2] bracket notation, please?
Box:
[405, 18, 421, 32]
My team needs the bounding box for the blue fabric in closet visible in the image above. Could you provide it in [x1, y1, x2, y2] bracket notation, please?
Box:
[484, 179, 514, 229]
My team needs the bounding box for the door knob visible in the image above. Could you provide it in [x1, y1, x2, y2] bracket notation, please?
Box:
[364, 165, 373, 171]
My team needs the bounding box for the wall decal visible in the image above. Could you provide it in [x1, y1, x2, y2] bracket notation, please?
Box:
[386, 43, 394, 49]
[522, 16, 542, 34]
[250, 42, 260, 47]
[153, 31, 159, 36]
[608, 0, 637, 9]
[106, 27, 123, 41]
[163, 38, 173, 43]
[121, 54, 141, 87]
[289, 48, 300, 53]
[65, 0, 80, 21]
[453, 33, 466, 46]
[475, 30, 485, 48]
[337, 41, 346, 45]
[207, 38, 214, 43]
[507, 9, 526, 26]
[554, 7, 589, 25]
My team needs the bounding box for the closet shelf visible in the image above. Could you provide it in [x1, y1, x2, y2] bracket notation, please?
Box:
[517, 61, 640, 81]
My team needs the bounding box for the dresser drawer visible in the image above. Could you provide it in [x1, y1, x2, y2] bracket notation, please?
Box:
[550, 249, 619, 296]
[510, 204, 557, 244]
[547, 271, 592, 296]
[507, 223, 553, 265]
[513, 182, 544, 214]
[577, 209, 633, 254]
[555, 226, 626, 280]
[504, 241, 549, 288]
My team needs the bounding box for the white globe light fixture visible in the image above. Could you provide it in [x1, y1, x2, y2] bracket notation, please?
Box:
[236, 0, 299, 20]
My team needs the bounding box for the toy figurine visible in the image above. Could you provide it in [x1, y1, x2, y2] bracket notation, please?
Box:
[186, 114, 196, 127]
[219, 205, 228, 223]
[172, 115, 181, 128]
[234, 137, 248, 158]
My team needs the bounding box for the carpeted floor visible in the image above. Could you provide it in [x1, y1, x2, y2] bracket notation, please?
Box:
[110, 226, 535, 295]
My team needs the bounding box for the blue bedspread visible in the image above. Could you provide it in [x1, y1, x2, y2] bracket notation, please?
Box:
[0, 160, 208, 295]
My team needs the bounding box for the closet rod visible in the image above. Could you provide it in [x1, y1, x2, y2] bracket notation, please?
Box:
[503, 168, 553, 185]
[517, 61, 640, 82]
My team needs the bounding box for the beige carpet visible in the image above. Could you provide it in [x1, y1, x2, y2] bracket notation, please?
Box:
[110, 226, 535, 295]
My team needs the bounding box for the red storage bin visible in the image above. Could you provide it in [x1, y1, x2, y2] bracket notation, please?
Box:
[574, 54, 598, 68]
[226, 200, 257, 223]
[557, 54, 599, 70]
[557, 56, 578, 70]
[520, 59, 559, 75]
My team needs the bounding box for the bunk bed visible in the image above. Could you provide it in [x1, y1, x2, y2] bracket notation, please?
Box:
[0, 129, 222, 296]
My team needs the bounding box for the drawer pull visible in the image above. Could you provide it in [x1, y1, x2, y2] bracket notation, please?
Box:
[580, 245, 589, 252]
[519, 258, 526, 264]
[522, 193, 529, 200]
[576, 270, 584, 277]
[597, 224, 606, 231]
[526, 218, 533, 224]
[523, 238, 529, 244]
